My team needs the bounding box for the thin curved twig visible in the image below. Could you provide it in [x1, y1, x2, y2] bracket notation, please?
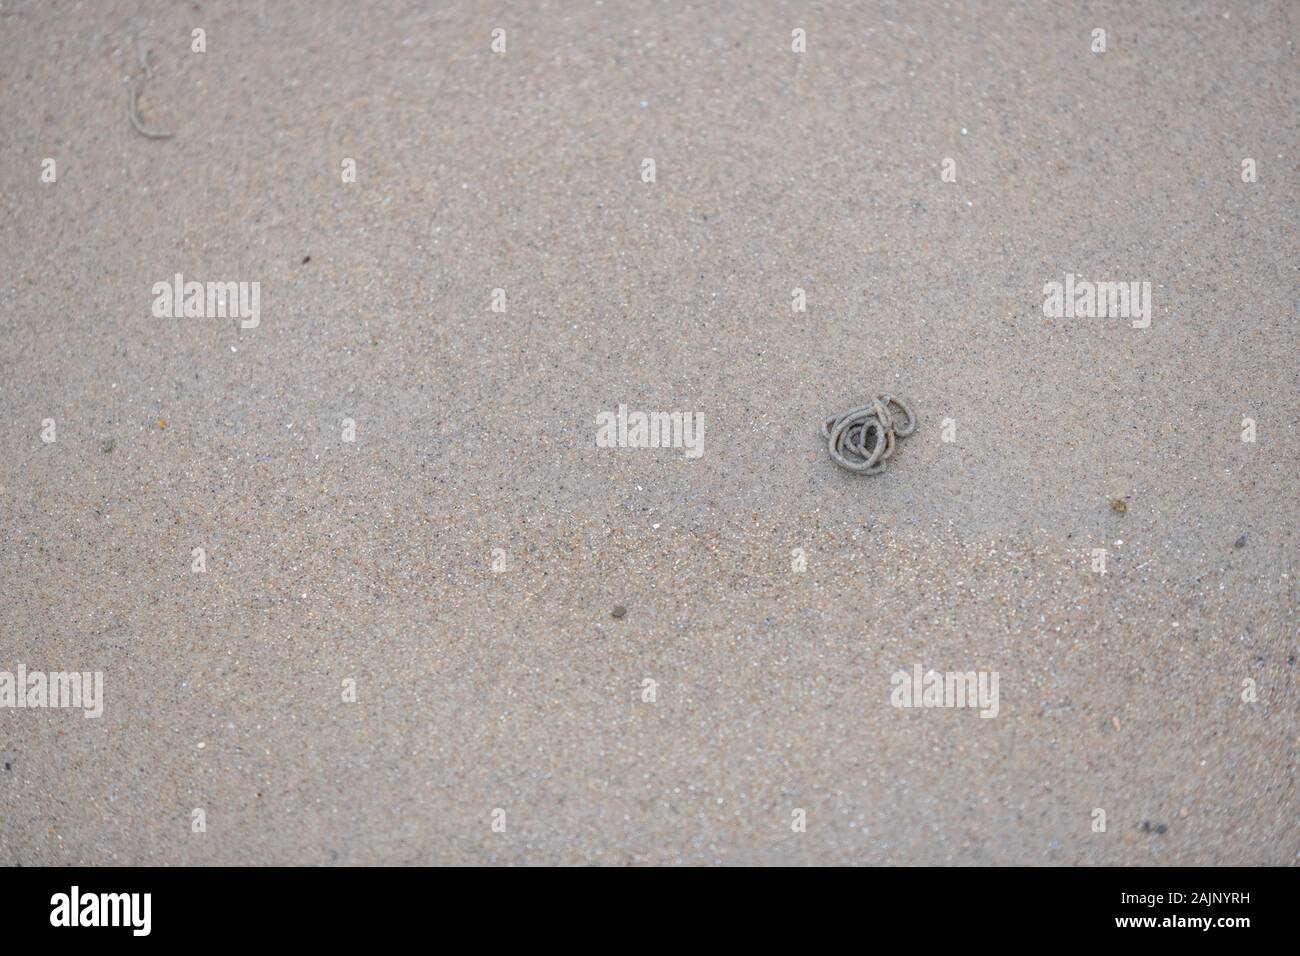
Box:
[128, 81, 174, 139]
[127, 39, 172, 139]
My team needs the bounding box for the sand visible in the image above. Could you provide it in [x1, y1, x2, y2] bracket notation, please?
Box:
[0, 0, 1295, 865]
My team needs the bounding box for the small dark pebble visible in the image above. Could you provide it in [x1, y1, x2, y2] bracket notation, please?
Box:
[611, 605, 627, 619]
[1140, 821, 1169, 835]
[301, 255, 311, 264]
[3, 762, 9, 771]
[1234, 533, 1248, 549]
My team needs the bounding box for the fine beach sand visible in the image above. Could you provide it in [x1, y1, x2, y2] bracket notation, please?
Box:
[1, 0, 1296, 864]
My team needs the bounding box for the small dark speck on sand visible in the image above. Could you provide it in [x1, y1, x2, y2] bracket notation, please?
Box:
[611, 605, 627, 619]
[1234, 533, 1248, 548]
[302, 255, 311, 264]
[100, 438, 114, 454]
[3, 762, 9, 771]
[1140, 821, 1169, 835]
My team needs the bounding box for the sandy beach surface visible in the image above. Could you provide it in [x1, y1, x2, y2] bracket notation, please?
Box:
[1, 1, 1295, 864]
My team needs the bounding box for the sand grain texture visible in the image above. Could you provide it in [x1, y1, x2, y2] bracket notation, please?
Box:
[0, 0, 1296, 864]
